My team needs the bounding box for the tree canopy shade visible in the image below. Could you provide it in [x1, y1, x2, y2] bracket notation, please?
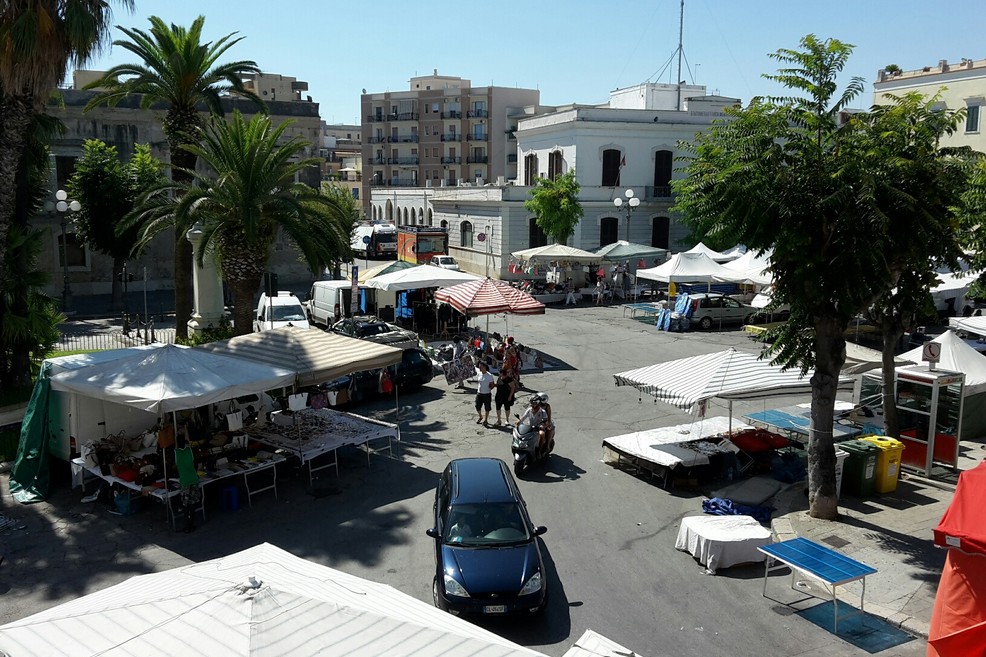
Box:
[523, 170, 584, 246]
[128, 112, 353, 336]
[83, 15, 263, 339]
[673, 35, 981, 519]
[0, 0, 132, 297]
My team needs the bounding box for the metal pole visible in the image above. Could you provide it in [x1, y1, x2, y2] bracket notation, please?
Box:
[60, 214, 72, 312]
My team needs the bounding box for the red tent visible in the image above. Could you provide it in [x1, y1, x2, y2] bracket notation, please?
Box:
[433, 278, 545, 318]
[928, 461, 986, 657]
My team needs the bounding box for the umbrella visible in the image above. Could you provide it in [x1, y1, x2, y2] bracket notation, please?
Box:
[434, 278, 545, 317]
[511, 244, 599, 263]
[0, 543, 547, 657]
[594, 240, 668, 264]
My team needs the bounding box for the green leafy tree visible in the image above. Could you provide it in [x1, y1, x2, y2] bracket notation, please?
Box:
[68, 140, 165, 309]
[674, 36, 975, 519]
[129, 112, 352, 336]
[524, 170, 584, 245]
[0, 0, 131, 297]
[84, 15, 263, 339]
[319, 182, 359, 277]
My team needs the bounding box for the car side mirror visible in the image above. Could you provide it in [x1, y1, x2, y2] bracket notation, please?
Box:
[534, 525, 547, 536]
[426, 528, 440, 539]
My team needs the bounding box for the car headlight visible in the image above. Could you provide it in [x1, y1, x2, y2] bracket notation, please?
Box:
[443, 573, 470, 598]
[518, 572, 542, 596]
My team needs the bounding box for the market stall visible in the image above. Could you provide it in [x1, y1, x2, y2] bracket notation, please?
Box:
[509, 244, 600, 293]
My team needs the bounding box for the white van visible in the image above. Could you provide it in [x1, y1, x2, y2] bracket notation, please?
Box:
[352, 223, 398, 259]
[306, 280, 353, 326]
[254, 291, 310, 332]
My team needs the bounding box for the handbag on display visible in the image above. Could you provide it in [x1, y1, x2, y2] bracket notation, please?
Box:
[225, 410, 243, 432]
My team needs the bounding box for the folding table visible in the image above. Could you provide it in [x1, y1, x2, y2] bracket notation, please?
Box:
[759, 537, 877, 633]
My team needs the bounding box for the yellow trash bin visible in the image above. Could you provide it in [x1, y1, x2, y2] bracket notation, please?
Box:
[859, 436, 905, 493]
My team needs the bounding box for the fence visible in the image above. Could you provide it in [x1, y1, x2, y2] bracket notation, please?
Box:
[54, 326, 176, 353]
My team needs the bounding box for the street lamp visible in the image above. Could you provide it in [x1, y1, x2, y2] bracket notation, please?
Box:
[613, 188, 640, 242]
[45, 189, 81, 312]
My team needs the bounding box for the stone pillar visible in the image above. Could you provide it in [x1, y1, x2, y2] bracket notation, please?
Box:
[186, 223, 226, 336]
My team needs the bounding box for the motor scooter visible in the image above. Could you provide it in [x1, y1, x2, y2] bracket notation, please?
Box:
[511, 416, 554, 476]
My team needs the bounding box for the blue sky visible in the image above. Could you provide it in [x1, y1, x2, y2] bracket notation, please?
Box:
[82, 0, 984, 124]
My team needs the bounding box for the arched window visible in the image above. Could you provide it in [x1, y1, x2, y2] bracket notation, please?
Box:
[653, 150, 673, 197]
[528, 217, 548, 248]
[600, 217, 619, 247]
[524, 153, 539, 186]
[461, 221, 474, 248]
[440, 219, 448, 230]
[548, 150, 563, 180]
[651, 216, 670, 249]
[602, 148, 622, 186]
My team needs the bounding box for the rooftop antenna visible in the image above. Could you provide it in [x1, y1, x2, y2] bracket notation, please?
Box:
[675, 0, 685, 111]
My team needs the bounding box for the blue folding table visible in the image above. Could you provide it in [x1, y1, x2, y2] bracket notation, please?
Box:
[759, 537, 877, 633]
[743, 408, 863, 442]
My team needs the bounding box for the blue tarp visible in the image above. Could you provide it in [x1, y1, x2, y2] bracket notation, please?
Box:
[702, 496, 773, 523]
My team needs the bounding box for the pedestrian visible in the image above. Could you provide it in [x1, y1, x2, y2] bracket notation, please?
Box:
[595, 279, 607, 305]
[452, 335, 467, 389]
[474, 362, 495, 426]
[565, 284, 579, 305]
[493, 369, 516, 426]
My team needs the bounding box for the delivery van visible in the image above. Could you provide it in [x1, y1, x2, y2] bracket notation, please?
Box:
[254, 291, 310, 332]
[306, 280, 354, 326]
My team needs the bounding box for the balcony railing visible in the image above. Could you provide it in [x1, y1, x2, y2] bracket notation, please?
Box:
[467, 109, 489, 118]
[366, 114, 386, 123]
[397, 135, 419, 143]
[441, 111, 462, 119]
[441, 134, 461, 142]
[365, 112, 419, 122]
[389, 157, 419, 165]
[645, 185, 674, 199]
[441, 156, 461, 164]
[466, 134, 488, 141]
[368, 178, 421, 188]
[369, 157, 387, 165]
[466, 155, 488, 164]
[367, 136, 387, 143]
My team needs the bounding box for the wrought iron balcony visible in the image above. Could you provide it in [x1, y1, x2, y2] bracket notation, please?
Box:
[397, 135, 419, 143]
[645, 185, 674, 199]
[441, 111, 462, 119]
[441, 156, 461, 164]
[466, 155, 488, 164]
[389, 157, 420, 165]
[467, 109, 489, 118]
[368, 178, 421, 188]
[367, 136, 387, 144]
[392, 112, 418, 121]
[369, 157, 387, 165]
[466, 134, 488, 141]
[441, 134, 461, 142]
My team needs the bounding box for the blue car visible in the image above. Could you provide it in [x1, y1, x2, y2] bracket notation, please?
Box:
[426, 458, 548, 616]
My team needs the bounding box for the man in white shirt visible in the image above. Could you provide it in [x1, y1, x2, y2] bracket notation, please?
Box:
[474, 361, 495, 426]
[516, 394, 549, 453]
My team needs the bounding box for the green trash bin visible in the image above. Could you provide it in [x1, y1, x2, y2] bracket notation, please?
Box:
[839, 440, 879, 498]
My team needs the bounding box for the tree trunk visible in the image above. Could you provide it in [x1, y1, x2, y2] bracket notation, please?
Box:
[230, 276, 261, 336]
[807, 315, 848, 520]
[881, 321, 905, 438]
[0, 94, 34, 283]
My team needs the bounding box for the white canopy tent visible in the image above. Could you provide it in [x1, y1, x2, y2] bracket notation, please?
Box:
[636, 252, 735, 284]
[950, 315, 986, 335]
[562, 630, 642, 657]
[716, 249, 774, 286]
[843, 341, 915, 376]
[684, 242, 742, 263]
[511, 244, 599, 263]
[614, 348, 854, 427]
[0, 542, 547, 657]
[363, 264, 481, 292]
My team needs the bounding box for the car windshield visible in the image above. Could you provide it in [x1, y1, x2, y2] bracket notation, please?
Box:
[377, 233, 397, 244]
[357, 323, 391, 336]
[272, 304, 306, 321]
[444, 502, 530, 546]
[440, 257, 456, 265]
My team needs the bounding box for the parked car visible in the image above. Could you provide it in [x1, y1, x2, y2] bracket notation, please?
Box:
[687, 293, 756, 330]
[748, 287, 791, 323]
[430, 255, 460, 271]
[330, 316, 418, 349]
[426, 457, 548, 617]
[324, 347, 435, 405]
[254, 291, 310, 332]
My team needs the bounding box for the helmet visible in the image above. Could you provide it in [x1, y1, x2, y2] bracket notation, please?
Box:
[531, 392, 548, 405]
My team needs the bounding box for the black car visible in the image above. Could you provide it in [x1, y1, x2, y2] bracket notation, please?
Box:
[325, 347, 435, 404]
[426, 458, 548, 616]
[330, 316, 418, 348]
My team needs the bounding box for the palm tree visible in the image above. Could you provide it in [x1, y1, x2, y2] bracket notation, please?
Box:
[0, 0, 130, 293]
[84, 15, 263, 339]
[132, 111, 352, 336]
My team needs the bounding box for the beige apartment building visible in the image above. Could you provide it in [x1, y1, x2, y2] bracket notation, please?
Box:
[873, 57, 986, 153]
[320, 122, 362, 201]
[360, 71, 540, 217]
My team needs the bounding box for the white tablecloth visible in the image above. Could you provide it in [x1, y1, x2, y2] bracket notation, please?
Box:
[674, 515, 772, 574]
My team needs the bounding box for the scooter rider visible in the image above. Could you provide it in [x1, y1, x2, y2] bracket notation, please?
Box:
[516, 393, 550, 456]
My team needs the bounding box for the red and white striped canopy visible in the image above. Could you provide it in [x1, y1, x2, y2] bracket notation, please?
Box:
[434, 278, 546, 317]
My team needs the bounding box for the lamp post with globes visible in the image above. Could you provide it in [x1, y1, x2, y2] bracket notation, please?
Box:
[44, 190, 81, 312]
[613, 188, 640, 242]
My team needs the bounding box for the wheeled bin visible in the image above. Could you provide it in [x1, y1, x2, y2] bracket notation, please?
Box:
[859, 436, 905, 494]
[839, 440, 879, 498]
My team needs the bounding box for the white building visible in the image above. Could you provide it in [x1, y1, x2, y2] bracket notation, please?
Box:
[370, 83, 740, 279]
[874, 58, 986, 153]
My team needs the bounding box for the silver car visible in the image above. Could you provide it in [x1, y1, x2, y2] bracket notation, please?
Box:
[687, 293, 756, 330]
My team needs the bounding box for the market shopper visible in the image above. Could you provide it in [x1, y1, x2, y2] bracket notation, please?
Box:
[474, 362, 495, 426]
[175, 442, 202, 533]
[493, 369, 516, 427]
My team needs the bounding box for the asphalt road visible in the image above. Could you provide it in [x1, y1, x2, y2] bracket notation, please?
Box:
[2, 303, 925, 656]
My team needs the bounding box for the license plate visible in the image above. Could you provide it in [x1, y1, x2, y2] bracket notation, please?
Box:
[483, 605, 506, 614]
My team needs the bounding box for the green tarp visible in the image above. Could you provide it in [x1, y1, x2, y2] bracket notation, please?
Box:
[8, 362, 53, 503]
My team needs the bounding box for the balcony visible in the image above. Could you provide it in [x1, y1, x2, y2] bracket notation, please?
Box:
[645, 185, 674, 199]
[368, 178, 421, 188]
[466, 134, 488, 141]
[441, 156, 461, 164]
[365, 112, 419, 122]
[369, 157, 387, 165]
[397, 135, 419, 143]
[467, 155, 488, 164]
[441, 111, 462, 119]
[367, 136, 387, 144]
[467, 109, 489, 118]
[441, 134, 461, 142]
[389, 157, 420, 165]
[366, 114, 386, 123]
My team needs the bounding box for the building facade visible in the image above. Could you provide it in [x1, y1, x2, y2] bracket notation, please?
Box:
[37, 71, 324, 304]
[360, 71, 540, 216]
[873, 58, 986, 153]
[320, 122, 362, 201]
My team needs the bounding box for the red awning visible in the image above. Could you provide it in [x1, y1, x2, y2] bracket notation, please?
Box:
[933, 461, 986, 555]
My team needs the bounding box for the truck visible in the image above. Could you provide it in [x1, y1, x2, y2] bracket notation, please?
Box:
[397, 226, 449, 265]
[352, 222, 398, 259]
